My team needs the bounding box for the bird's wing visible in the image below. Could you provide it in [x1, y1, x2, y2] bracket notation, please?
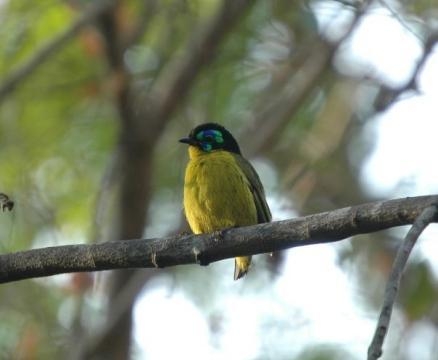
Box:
[233, 154, 272, 223]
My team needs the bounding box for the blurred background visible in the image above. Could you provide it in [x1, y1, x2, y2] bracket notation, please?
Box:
[0, 0, 437, 359]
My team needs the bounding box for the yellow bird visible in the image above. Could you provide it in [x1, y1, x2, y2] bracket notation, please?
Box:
[180, 123, 271, 280]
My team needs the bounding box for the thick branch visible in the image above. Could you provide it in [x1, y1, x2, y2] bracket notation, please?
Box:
[1, 195, 437, 284]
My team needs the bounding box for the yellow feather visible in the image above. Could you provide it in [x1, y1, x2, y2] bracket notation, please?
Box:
[183, 146, 256, 279]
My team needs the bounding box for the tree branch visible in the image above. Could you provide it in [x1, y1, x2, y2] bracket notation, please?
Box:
[367, 203, 438, 360]
[0, 195, 437, 284]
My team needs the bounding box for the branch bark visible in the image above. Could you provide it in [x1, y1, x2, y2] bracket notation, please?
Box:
[1, 195, 437, 284]
[367, 204, 438, 360]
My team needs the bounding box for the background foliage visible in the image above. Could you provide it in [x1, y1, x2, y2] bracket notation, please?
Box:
[0, 0, 437, 359]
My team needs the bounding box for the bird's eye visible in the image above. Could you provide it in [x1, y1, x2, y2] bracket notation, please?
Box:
[204, 134, 214, 141]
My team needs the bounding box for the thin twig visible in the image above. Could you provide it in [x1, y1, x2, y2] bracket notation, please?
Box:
[367, 204, 438, 360]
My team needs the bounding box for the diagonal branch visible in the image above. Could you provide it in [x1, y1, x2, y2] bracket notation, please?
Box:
[0, 195, 437, 284]
[367, 203, 438, 360]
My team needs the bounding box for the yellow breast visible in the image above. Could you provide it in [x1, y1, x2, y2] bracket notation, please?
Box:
[183, 147, 257, 234]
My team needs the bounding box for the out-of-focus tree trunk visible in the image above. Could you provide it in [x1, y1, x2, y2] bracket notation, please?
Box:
[84, 1, 254, 358]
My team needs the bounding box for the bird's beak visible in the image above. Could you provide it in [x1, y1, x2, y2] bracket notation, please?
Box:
[179, 137, 197, 145]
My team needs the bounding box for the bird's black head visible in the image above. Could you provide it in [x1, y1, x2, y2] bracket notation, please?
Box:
[179, 123, 241, 155]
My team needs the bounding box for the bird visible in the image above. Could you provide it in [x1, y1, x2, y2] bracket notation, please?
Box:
[179, 123, 271, 280]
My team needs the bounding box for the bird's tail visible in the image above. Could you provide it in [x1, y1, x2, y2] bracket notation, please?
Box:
[234, 256, 252, 280]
